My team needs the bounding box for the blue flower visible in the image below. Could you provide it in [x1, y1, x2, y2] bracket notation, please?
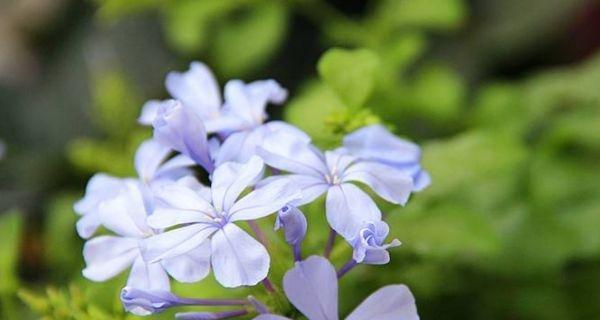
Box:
[74, 139, 194, 239]
[140, 156, 302, 287]
[341, 124, 430, 191]
[81, 181, 212, 291]
[152, 100, 214, 173]
[254, 256, 419, 320]
[351, 221, 401, 265]
[139, 62, 309, 166]
[257, 131, 414, 239]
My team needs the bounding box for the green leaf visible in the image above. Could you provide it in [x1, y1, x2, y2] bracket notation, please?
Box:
[408, 64, 466, 123]
[0, 209, 23, 294]
[375, 0, 467, 31]
[163, 0, 242, 54]
[209, 2, 289, 77]
[91, 71, 141, 140]
[284, 81, 347, 148]
[44, 194, 83, 280]
[317, 48, 380, 109]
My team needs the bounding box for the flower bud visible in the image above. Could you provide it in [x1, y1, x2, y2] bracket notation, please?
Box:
[275, 205, 307, 245]
[351, 221, 401, 265]
[120, 287, 179, 316]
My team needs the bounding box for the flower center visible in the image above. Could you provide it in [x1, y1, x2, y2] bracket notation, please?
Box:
[212, 212, 229, 227]
[324, 173, 342, 185]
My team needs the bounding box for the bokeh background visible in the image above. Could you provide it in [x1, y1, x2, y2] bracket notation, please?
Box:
[1, 0, 599, 319]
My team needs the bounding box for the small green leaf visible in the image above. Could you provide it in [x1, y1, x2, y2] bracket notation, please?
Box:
[317, 48, 380, 109]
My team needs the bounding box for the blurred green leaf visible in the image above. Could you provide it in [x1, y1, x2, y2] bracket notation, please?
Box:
[164, 0, 244, 54]
[210, 2, 288, 77]
[372, 0, 467, 31]
[67, 130, 148, 176]
[285, 81, 347, 148]
[317, 48, 380, 109]
[421, 130, 527, 211]
[389, 204, 500, 260]
[44, 194, 83, 280]
[408, 64, 466, 123]
[91, 71, 141, 140]
[0, 209, 23, 295]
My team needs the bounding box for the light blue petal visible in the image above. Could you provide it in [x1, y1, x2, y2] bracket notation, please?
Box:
[82, 236, 139, 281]
[343, 161, 413, 206]
[165, 61, 221, 121]
[326, 184, 381, 240]
[135, 139, 172, 183]
[211, 156, 264, 213]
[228, 178, 302, 222]
[152, 100, 213, 172]
[257, 175, 328, 206]
[342, 124, 421, 165]
[141, 224, 217, 263]
[222, 79, 287, 128]
[161, 241, 211, 283]
[345, 285, 419, 320]
[257, 131, 328, 177]
[282, 256, 339, 320]
[74, 173, 128, 238]
[210, 223, 270, 288]
[138, 100, 163, 126]
[98, 181, 153, 237]
[127, 256, 170, 291]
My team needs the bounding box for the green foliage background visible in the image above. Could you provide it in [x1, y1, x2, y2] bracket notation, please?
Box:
[0, 0, 598, 319]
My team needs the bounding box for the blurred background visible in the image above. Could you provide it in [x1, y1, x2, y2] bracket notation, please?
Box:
[0, 0, 599, 319]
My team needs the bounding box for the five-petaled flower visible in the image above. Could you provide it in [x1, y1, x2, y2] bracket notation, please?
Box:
[258, 131, 414, 239]
[82, 180, 211, 291]
[141, 156, 301, 287]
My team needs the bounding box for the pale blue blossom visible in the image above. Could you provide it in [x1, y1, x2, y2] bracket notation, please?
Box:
[152, 100, 214, 172]
[74, 139, 194, 239]
[341, 124, 430, 191]
[351, 221, 401, 265]
[82, 180, 212, 291]
[254, 256, 419, 320]
[140, 156, 302, 288]
[257, 131, 414, 239]
[139, 62, 309, 165]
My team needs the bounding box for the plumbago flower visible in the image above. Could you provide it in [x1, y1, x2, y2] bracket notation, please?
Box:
[139, 62, 309, 166]
[141, 156, 302, 287]
[77, 61, 428, 320]
[74, 139, 193, 239]
[81, 180, 211, 292]
[254, 256, 419, 320]
[257, 131, 414, 239]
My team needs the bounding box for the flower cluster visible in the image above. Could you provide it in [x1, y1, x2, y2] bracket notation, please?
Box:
[75, 62, 429, 319]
